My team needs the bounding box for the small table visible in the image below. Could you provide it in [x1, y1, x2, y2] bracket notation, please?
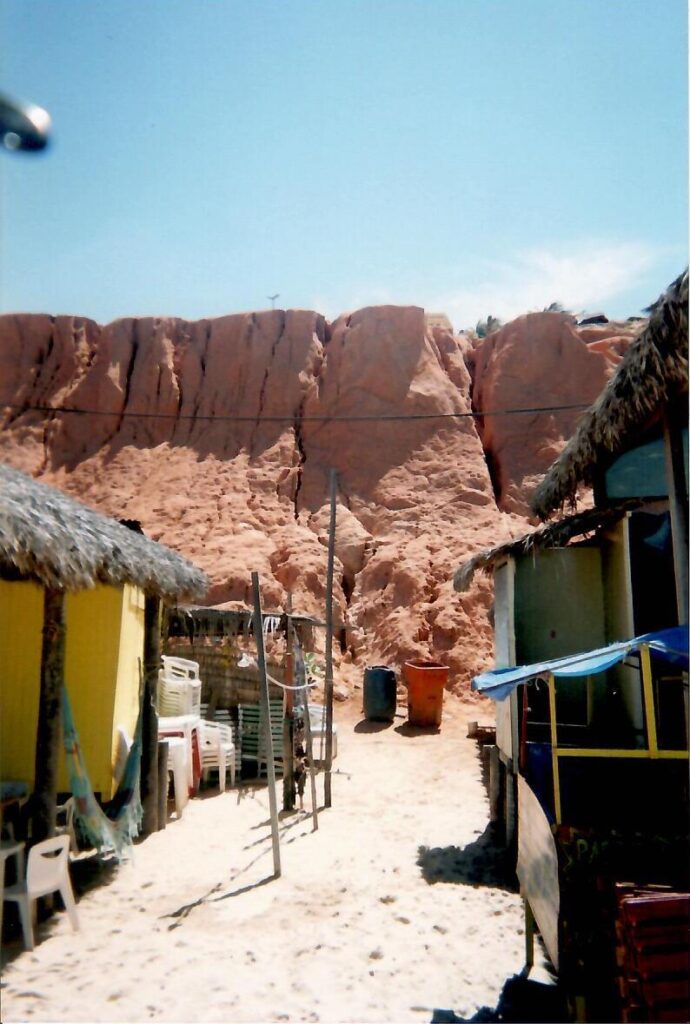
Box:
[0, 780, 30, 841]
[0, 839, 25, 942]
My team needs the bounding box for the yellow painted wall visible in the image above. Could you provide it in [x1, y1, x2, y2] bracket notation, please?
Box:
[110, 584, 146, 794]
[1, 581, 144, 799]
[63, 586, 124, 796]
[0, 580, 44, 785]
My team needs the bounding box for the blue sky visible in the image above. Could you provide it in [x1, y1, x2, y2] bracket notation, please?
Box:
[1, 0, 687, 330]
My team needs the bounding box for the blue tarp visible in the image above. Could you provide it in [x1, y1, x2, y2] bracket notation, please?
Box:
[472, 625, 689, 702]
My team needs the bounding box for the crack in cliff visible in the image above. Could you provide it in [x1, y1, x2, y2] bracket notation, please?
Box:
[188, 321, 211, 445]
[335, 313, 352, 406]
[101, 321, 138, 449]
[250, 311, 286, 456]
[464, 345, 503, 506]
[292, 396, 307, 520]
[4, 316, 57, 428]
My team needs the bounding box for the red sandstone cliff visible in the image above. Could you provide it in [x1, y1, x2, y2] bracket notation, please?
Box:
[0, 306, 638, 693]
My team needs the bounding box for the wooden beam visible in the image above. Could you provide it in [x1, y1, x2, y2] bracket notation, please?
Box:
[324, 469, 337, 808]
[556, 748, 686, 759]
[141, 595, 161, 837]
[252, 572, 281, 878]
[32, 587, 66, 843]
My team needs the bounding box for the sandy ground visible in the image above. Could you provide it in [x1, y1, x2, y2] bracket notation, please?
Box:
[1, 695, 552, 1024]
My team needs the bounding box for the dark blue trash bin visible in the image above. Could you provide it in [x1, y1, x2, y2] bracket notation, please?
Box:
[363, 665, 397, 721]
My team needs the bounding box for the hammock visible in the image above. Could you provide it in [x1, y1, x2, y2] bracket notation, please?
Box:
[62, 686, 143, 861]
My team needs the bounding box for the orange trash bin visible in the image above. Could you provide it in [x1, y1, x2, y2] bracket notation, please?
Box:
[404, 660, 448, 727]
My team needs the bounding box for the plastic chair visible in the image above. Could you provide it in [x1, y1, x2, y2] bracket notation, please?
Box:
[161, 656, 200, 681]
[199, 721, 235, 790]
[3, 834, 79, 950]
[157, 674, 202, 717]
[55, 797, 79, 855]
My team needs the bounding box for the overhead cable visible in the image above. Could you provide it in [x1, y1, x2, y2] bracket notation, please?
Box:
[0, 400, 590, 423]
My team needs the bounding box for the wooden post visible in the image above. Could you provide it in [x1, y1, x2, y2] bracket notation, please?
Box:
[32, 588, 66, 843]
[640, 644, 659, 757]
[663, 412, 689, 624]
[324, 468, 337, 808]
[548, 674, 562, 825]
[488, 745, 501, 823]
[524, 899, 535, 972]
[157, 739, 169, 830]
[252, 572, 281, 878]
[141, 595, 161, 837]
[282, 607, 296, 812]
[505, 772, 516, 848]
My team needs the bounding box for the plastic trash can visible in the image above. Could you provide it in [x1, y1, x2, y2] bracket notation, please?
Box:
[404, 661, 448, 727]
[363, 665, 397, 721]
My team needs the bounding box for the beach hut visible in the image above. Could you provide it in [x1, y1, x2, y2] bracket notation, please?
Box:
[454, 268, 688, 812]
[453, 271, 689, 1019]
[0, 463, 207, 841]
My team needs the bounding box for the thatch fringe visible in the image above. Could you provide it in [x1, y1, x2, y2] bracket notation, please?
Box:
[0, 463, 208, 600]
[530, 270, 688, 520]
[453, 502, 638, 592]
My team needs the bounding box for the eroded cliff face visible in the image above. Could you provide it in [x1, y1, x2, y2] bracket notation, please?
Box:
[468, 312, 640, 516]
[0, 306, 638, 693]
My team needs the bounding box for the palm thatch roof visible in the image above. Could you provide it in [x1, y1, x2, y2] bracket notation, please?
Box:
[531, 269, 688, 520]
[0, 463, 208, 600]
[453, 502, 638, 593]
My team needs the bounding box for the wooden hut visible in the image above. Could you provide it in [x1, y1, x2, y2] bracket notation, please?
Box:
[452, 270, 689, 1019]
[0, 463, 207, 839]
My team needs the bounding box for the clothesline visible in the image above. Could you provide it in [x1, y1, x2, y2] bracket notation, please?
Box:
[237, 653, 315, 692]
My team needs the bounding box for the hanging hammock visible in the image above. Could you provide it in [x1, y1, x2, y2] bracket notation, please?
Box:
[62, 686, 143, 861]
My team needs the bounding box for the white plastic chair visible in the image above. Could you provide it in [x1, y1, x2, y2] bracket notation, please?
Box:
[55, 797, 78, 855]
[157, 674, 202, 717]
[161, 656, 200, 681]
[3, 834, 80, 950]
[199, 721, 235, 790]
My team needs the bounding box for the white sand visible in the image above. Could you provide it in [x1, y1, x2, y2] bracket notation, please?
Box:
[1, 695, 547, 1023]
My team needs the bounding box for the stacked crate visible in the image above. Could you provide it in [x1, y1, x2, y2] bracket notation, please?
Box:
[615, 884, 690, 1023]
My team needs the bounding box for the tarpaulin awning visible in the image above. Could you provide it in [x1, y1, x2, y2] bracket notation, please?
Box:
[472, 626, 689, 702]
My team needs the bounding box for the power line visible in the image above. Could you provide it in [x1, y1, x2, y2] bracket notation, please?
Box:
[0, 400, 590, 423]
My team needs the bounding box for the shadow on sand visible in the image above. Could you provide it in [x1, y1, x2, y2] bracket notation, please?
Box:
[394, 722, 441, 738]
[354, 718, 394, 734]
[417, 823, 516, 890]
[430, 971, 569, 1022]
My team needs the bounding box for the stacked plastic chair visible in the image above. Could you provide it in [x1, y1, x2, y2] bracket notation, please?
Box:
[157, 656, 202, 717]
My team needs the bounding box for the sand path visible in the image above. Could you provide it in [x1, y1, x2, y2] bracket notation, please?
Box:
[1, 695, 543, 1023]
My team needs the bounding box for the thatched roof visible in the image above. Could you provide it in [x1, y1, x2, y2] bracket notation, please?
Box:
[531, 269, 688, 520]
[0, 464, 208, 600]
[453, 502, 638, 593]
